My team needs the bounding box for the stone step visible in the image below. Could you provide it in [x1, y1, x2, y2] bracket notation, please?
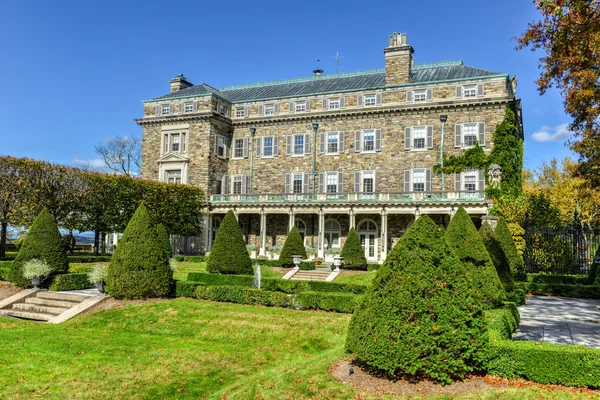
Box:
[36, 291, 86, 303]
[12, 303, 69, 315]
[290, 276, 328, 281]
[26, 297, 79, 309]
[0, 309, 53, 321]
[293, 271, 330, 275]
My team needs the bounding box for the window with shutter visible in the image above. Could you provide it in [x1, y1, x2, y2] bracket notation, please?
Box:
[413, 90, 426, 102]
[374, 129, 382, 152]
[337, 173, 344, 193]
[478, 122, 486, 146]
[412, 127, 426, 149]
[289, 101, 295, 113]
[362, 171, 375, 193]
[403, 170, 411, 192]
[477, 84, 484, 97]
[273, 137, 279, 156]
[319, 133, 326, 154]
[357, 95, 363, 107]
[354, 171, 361, 193]
[326, 172, 339, 193]
[404, 127, 411, 150]
[326, 132, 339, 154]
[255, 137, 262, 157]
[286, 135, 293, 155]
[338, 132, 344, 153]
[406, 91, 414, 103]
[355, 131, 362, 152]
[426, 126, 433, 149]
[303, 134, 310, 154]
[412, 169, 425, 192]
[319, 172, 325, 194]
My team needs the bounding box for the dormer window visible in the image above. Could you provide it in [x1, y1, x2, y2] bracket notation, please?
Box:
[161, 104, 171, 115]
[295, 101, 307, 112]
[413, 90, 426, 102]
[184, 102, 194, 113]
[264, 104, 275, 115]
[463, 85, 477, 98]
[364, 95, 377, 106]
[328, 98, 340, 109]
[236, 108, 245, 117]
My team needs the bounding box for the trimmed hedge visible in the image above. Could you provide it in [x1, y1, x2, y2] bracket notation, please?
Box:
[49, 273, 94, 291]
[69, 265, 93, 274]
[517, 282, 600, 299]
[495, 218, 527, 282]
[278, 226, 307, 267]
[173, 255, 205, 263]
[9, 208, 69, 287]
[193, 285, 360, 313]
[157, 223, 172, 258]
[0, 260, 12, 281]
[340, 227, 367, 270]
[175, 281, 204, 298]
[527, 273, 589, 285]
[67, 256, 111, 263]
[106, 203, 173, 299]
[207, 210, 252, 275]
[187, 272, 254, 287]
[255, 259, 314, 270]
[479, 222, 514, 291]
[485, 303, 600, 387]
[296, 291, 362, 313]
[346, 215, 487, 384]
[505, 289, 526, 306]
[445, 207, 504, 308]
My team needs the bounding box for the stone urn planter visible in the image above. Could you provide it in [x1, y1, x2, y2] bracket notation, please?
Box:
[94, 281, 105, 294]
[30, 276, 43, 290]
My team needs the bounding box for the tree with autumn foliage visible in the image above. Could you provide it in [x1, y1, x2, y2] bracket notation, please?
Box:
[517, 0, 600, 187]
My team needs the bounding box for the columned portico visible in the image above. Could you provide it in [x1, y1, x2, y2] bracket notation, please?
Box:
[349, 208, 355, 229]
[381, 209, 388, 261]
[288, 207, 295, 233]
[317, 208, 325, 258]
[259, 208, 267, 256]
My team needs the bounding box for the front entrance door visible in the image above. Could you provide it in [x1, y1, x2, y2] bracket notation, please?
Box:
[358, 220, 378, 261]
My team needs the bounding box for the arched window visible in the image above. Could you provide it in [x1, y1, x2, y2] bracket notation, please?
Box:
[357, 219, 378, 259]
[324, 219, 341, 249]
[295, 219, 306, 244]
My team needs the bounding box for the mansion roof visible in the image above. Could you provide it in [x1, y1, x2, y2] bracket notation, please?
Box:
[147, 60, 502, 104]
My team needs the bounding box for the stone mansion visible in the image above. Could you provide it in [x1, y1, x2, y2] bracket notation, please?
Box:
[136, 32, 523, 262]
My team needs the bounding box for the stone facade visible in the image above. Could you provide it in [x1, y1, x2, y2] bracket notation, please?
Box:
[136, 32, 521, 260]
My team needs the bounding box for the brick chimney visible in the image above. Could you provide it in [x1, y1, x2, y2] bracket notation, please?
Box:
[169, 74, 193, 93]
[384, 33, 414, 85]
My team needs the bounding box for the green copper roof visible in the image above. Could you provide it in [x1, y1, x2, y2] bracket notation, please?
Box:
[146, 60, 500, 104]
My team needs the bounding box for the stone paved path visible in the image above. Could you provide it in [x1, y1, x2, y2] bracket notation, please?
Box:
[514, 295, 600, 348]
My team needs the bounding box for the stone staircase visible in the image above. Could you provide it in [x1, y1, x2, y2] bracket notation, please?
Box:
[0, 290, 105, 323]
[289, 270, 331, 281]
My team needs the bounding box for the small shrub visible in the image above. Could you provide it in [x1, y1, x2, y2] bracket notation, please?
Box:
[479, 223, 515, 291]
[50, 273, 93, 291]
[278, 227, 307, 267]
[296, 291, 362, 313]
[22, 259, 52, 280]
[299, 261, 315, 270]
[207, 210, 252, 275]
[346, 215, 486, 384]
[340, 227, 367, 270]
[9, 208, 68, 287]
[0, 260, 12, 281]
[495, 218, 527, 281]
[176, 281, 204, 298]
[445, 207, 504, 308]
[106, 203, 173, 299]
[87, 263, 108, 284]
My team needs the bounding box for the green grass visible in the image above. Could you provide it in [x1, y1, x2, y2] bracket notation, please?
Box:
[0, 299, 591, 399]
[173, 261, 283, 282]
[334, 270, 377, 286]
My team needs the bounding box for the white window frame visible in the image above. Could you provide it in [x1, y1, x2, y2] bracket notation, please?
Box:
[262, 136, 274, 158]
[165, 169, 182, 184]
[326, 172, 339, 194]
[292, 173, 304, 194]
[216, 135, 226, 158]
[362, 171, 375, 193]
[412, 126, 427, 150]
[161, 104, 171, 115]
[235, 108, 245, 118]
[362, 129, 376, 152]
[413, 90, 427, 103]
[293, 134, 305, 156]
[324, 219, 341, 249]
[162, 132, 187, 154]
[264, 104, 275, 115]
[328, 98, 341, 109]
[233, 138, 245, 159]
[326, 132, 339, 154]
[364, 94, 377, 107]
[232, 175, 244, 195]
[463, 169, 479, 192]
[184, 102, 194, 113]
[463, 85, 477, 98]
[295, 101, 307, 112]
[412, 169, 426, 192]
[462, 123, 478, 148]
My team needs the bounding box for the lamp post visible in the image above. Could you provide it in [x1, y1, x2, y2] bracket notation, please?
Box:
[312, 122, 318, 199]
[439, 115, 447, 194]
[249, 128, 256, 195]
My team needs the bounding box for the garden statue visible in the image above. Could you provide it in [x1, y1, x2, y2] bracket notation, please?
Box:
[488, 164, 502, 188]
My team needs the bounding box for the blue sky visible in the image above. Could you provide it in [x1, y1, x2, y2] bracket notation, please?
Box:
[0, 0, 572, 172]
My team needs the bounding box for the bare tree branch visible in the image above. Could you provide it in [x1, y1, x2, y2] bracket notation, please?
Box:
[94, 135, 142, 177]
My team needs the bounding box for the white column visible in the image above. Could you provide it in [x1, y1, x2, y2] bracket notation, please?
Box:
[414, 207, 421, 220]
[112, 231, 119, 246]
[381, 209, 388, 261]
[317, 209, 325, 258]
[349, 208, 355, 229]
[288, 208, 295, 232]
[259, 209, 267, 256]
[233, 208, 239, 221]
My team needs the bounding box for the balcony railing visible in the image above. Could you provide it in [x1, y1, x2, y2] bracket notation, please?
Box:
[210, 191, 485, 204]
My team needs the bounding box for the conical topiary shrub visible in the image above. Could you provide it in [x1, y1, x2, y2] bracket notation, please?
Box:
[105, 203, 173, 299]
[278, 226, 307, 267]
[10, 208, 67, 285]
[9, 207, 68, 288]
[346, 215, 487, 384]
[340, 227, 367, 270]
[207, 210, 252, 274]
[479, 222, 514, 291]
[157, 223, 172, 258]
[495, 218, 527, 282]
[445, 207, 504, 308]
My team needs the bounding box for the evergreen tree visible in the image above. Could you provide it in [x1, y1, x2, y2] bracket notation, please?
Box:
[157, 223, 172, 258]
[105, 203, 173, 299]
[479, 222, 515, 291]
[278, 226, 307, 267]
[206, 210, 252, 274]
[340, 227, 367, 270]
[495, 218, 527, 281]
[9, 207, 68, 287]
[346, 216, 487, 384]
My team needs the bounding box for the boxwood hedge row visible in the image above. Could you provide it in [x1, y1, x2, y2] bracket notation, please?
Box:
[516, 282, 600, 299]
[49, 273, 94, 291]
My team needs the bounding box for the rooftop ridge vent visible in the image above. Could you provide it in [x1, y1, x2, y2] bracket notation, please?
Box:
[220, 68, 386, 91]
[413, 60, 463, 70]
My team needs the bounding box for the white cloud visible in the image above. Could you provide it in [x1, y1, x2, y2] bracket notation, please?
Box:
[531, 123, 573, 143]
[72, 157, 106, 169]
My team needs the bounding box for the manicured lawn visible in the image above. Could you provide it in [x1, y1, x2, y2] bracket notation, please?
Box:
[335, 270, 377, 286]
[0, 299, 592, 399]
